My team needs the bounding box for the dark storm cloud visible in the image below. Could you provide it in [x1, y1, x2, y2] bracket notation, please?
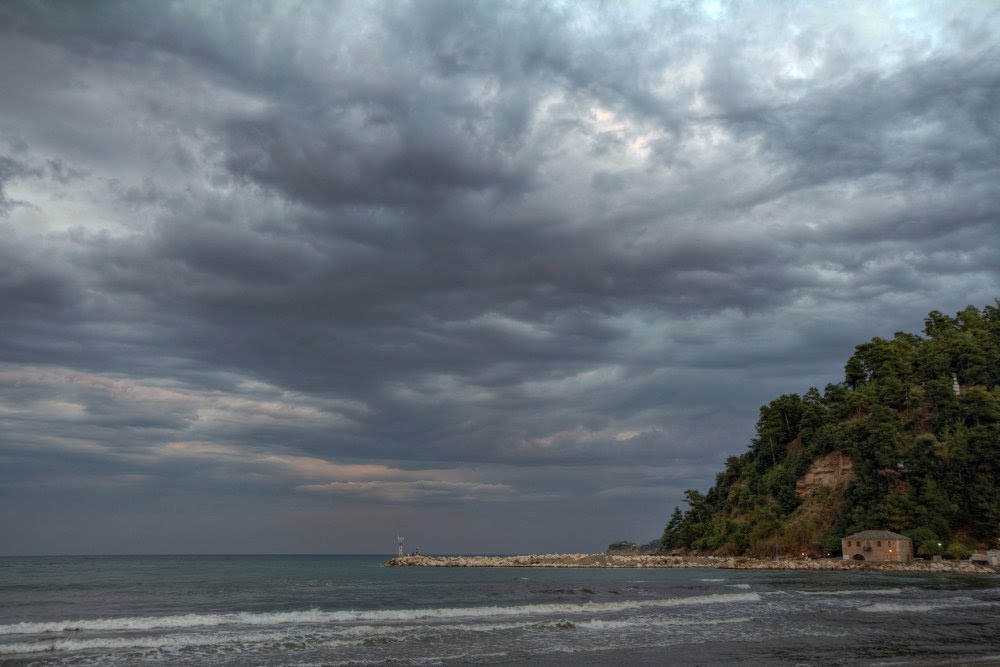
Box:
[0, 153, 40, 215]
[0, 235, 79, 316]
[1, 1, 998, 554]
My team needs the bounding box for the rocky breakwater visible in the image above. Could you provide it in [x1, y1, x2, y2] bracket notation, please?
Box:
[385, 554, 629, 568]
[385, 553, 999, 574]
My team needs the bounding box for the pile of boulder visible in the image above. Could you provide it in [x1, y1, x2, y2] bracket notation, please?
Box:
[385, 553, 999, 574]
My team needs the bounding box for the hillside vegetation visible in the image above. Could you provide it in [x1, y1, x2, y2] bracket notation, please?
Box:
[661, 303, 1000, 559]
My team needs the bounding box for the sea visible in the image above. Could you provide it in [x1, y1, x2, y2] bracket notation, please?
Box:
[1, 555, 999, 666]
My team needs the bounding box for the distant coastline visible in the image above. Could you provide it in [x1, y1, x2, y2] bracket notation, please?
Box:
[386, 553, 999, 574]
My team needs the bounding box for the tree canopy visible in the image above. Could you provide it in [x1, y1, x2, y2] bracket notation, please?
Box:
[662, 302, 1000, 558]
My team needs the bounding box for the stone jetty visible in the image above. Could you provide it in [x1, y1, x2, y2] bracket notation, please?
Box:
[385, 553, 998, 574]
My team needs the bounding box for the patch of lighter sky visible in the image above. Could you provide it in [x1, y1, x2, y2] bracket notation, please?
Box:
[12, 434, 112, 457]
[813, 0, 997, 66]
[680, 119, 739, 157]
[235, 379, 372, 414]
[0, 365, 354, 432]
[809, 264, 855, 290]
[529, 424, 648, 450]
[193, 401, 346, 428]
[520, 96, 659, 230]
[600, 314, 680, 362]
[652, 54, 706, 110]
[519, 364, 625, 399]
[386, 373, 497, 406]
[597, 485, 686, 499]
[206, 395, 338, 422]
[136, 445, 508, 496]
[471, 312, 555, 340]
[700, 0, 723, 21]
[882, 0, 988, 55]
[714, 2, 945, 86]
[107, 473, 155, 484]
[589, 105, 659, 160]
[823, 180, 937, 240]
[845, 4, 932, 72]
[623, 128, 773, 226]
[256, 456, 428, 482]
[156, 440, 245, 460]
[297, 479, 516, 503]
[3, 399, 87, 420]
[19, 435, 117, 458]
[4, 52, 275, 238]
[5, 179, 135, 238]
[750, 175, 913, 243]
[514, 92, 608, 225]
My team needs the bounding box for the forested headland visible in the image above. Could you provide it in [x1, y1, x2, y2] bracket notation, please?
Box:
[661, 303, 1000, 560]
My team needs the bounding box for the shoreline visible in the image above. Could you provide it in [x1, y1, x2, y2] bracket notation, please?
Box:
[385, 553, 999, 574]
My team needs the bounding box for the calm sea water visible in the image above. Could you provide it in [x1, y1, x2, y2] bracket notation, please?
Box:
[1, 555, 999, 666]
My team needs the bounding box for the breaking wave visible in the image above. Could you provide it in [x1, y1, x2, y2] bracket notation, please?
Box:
[0, 592, 761, 637]
[859, 599, 995, 614]
[797, 588, 904, 596]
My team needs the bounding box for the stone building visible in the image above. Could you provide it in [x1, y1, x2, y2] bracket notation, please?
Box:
[970, 550, 1000, 566]
[842, 530, 913, 561]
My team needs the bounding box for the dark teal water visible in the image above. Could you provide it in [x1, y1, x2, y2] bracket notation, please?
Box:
[1, 555, 999, 665]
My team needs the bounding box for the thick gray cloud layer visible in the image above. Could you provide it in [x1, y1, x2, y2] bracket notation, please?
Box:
[1, 1, 998, 554]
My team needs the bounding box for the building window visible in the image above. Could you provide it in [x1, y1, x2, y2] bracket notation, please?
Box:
[877, 541, 882, 547]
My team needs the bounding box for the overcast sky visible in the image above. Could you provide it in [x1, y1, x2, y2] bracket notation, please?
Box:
[1, 0, 998, 556]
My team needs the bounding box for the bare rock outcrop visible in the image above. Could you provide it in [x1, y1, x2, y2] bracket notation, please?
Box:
[796, 450, 854, 498]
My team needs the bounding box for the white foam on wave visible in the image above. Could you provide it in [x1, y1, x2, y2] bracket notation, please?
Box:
[10, 610, 756, 660]
[0, 628, 301, 656]
[328, 619, 531, 640]
[308, 651, 511, 667]
[573, 615, 756, 631]
[726, 584, 752, 590]
[0, 619, 530, 658]
[797, 588, 903, 596]
[334, 612, 757, 641]
[0, 592, 761, 637]
[859, 599, 995, 614]
[859, 601, 947, 613]
[0, 609, 340, 636]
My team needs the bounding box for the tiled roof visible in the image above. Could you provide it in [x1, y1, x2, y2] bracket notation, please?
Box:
[843, 530, 910, 541]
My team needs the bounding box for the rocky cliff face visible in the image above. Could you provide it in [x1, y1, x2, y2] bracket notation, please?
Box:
[795, 450, 854, 498]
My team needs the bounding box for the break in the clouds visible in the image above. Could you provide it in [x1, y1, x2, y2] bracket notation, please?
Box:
[1, 1, 998, 555]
